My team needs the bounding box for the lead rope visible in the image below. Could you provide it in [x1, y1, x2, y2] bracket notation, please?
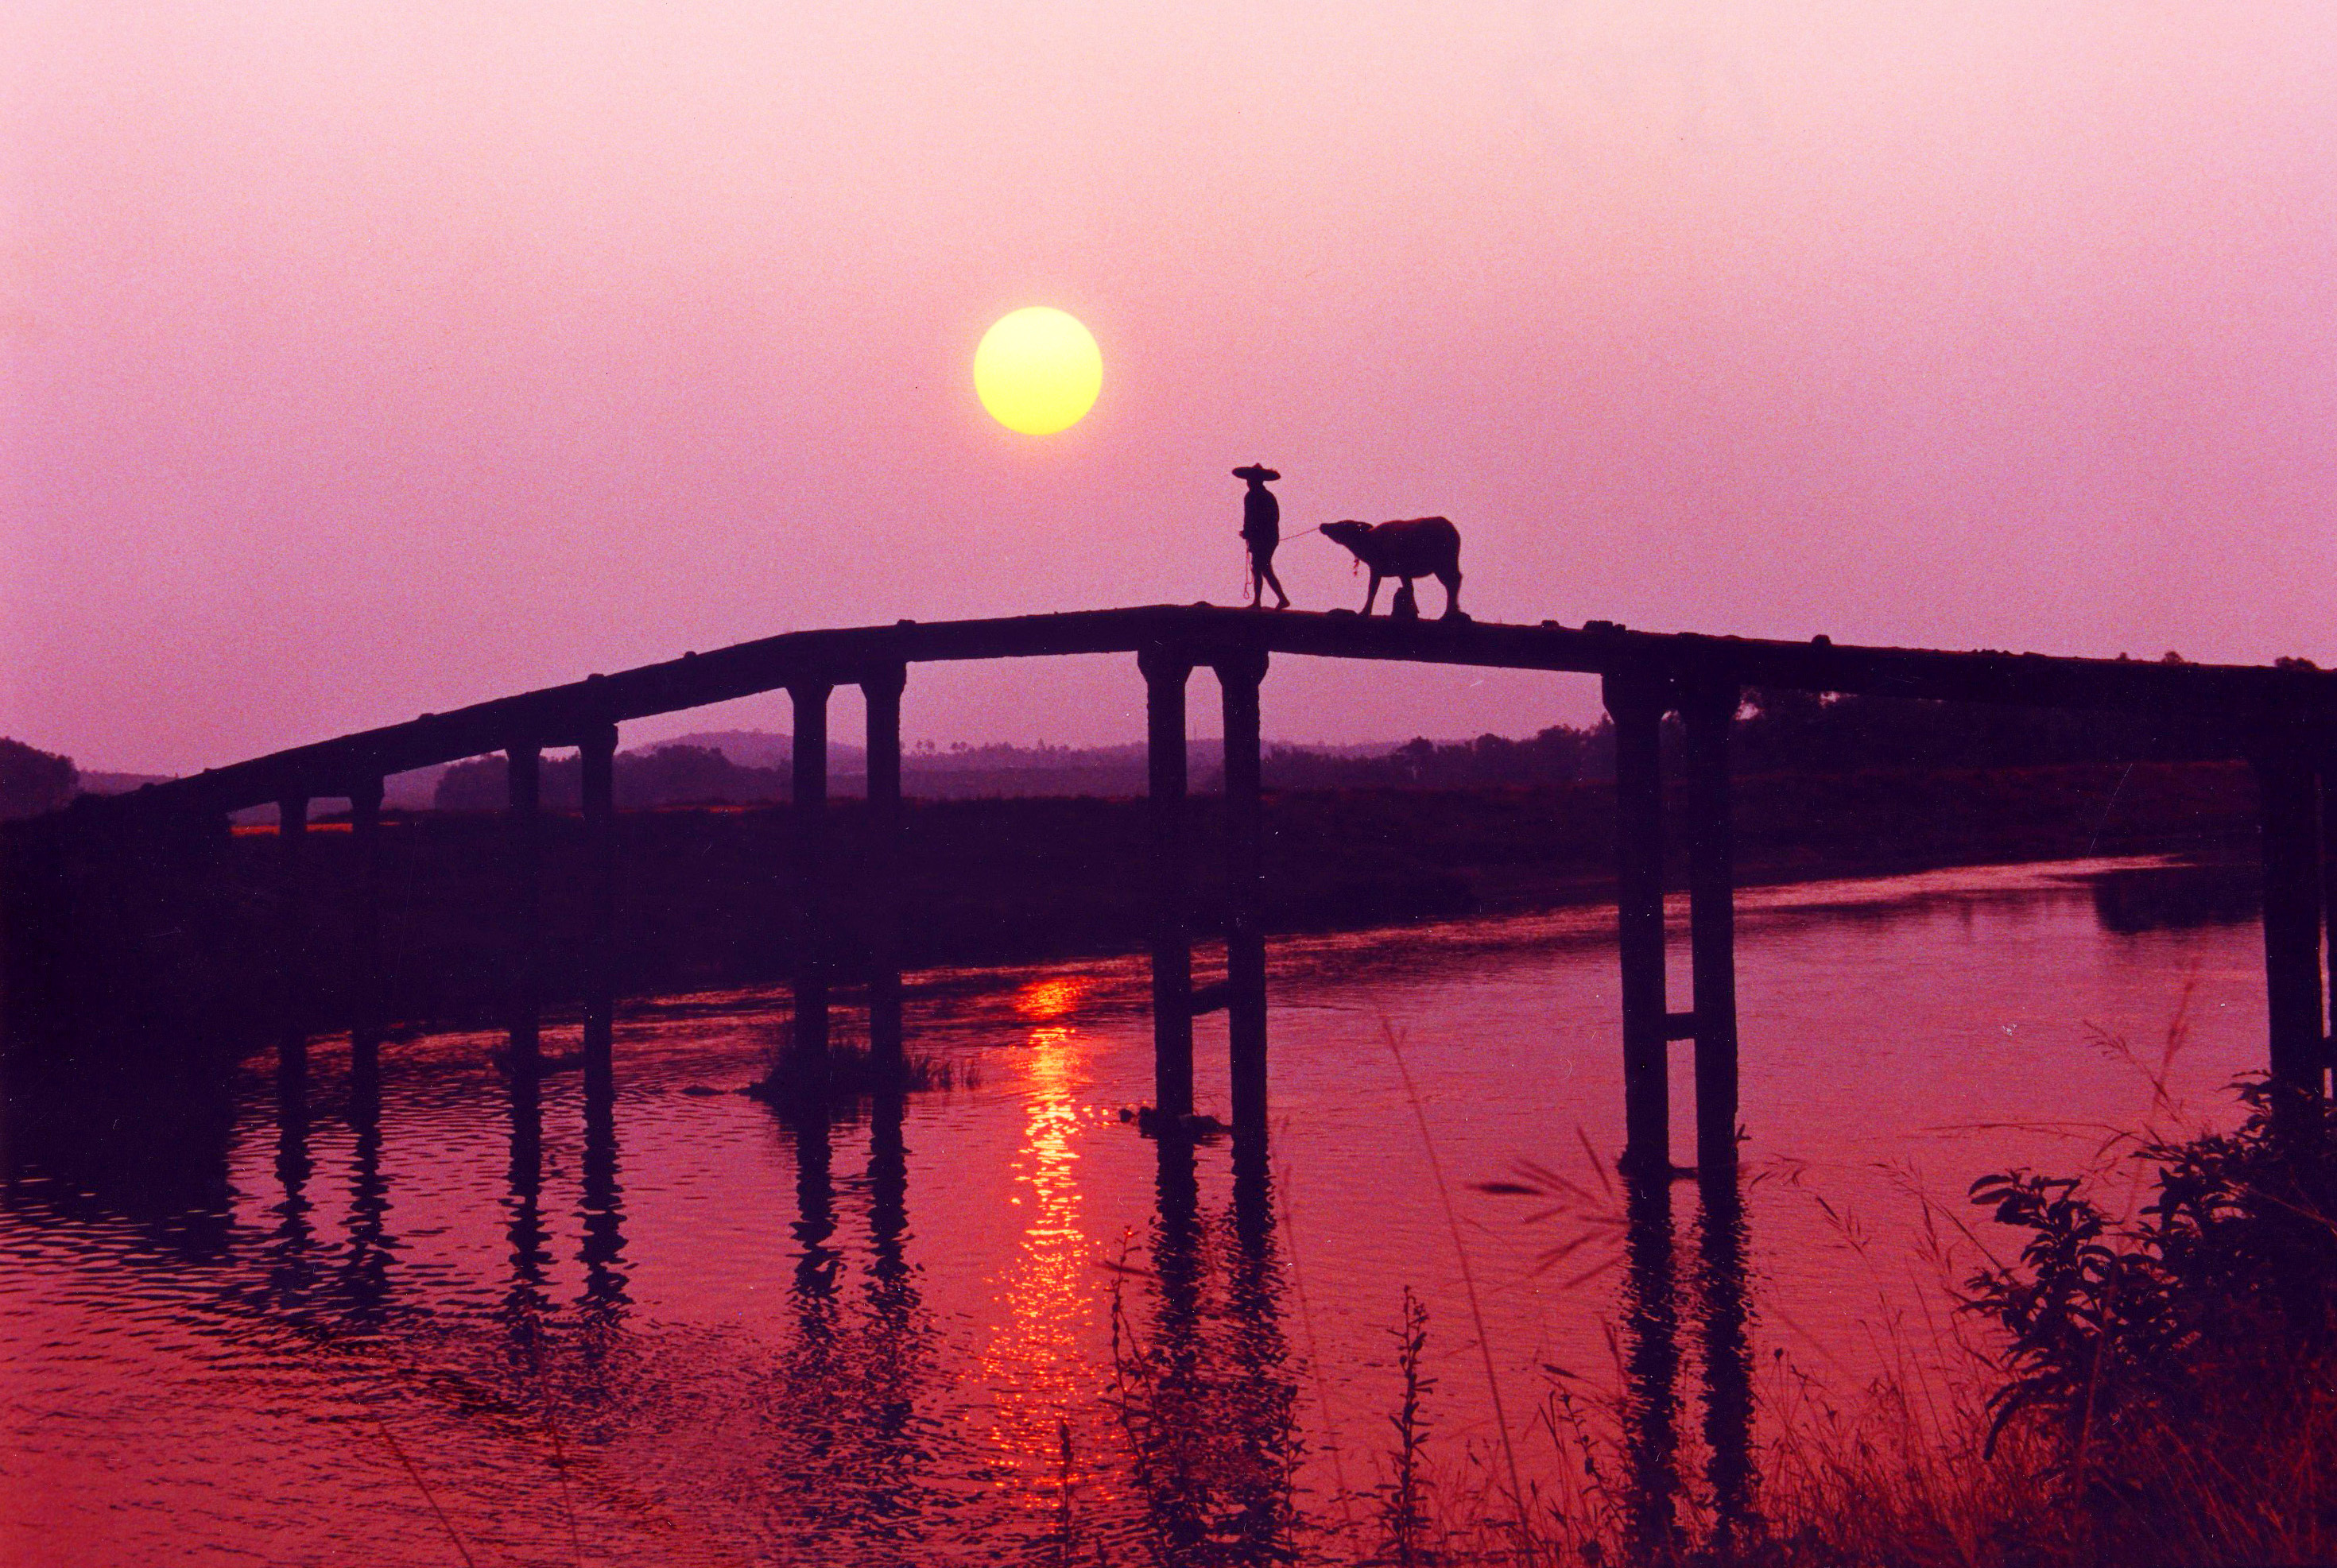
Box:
[1241, 524, 1330, 601]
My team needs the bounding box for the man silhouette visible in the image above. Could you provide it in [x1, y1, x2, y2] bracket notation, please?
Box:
[1232, 463, 1291, 610]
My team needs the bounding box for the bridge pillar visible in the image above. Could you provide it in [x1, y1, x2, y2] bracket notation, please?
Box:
[276, 795, 312, 1045]
[2255, 739, 2325, 1097]
[1680, 679, 1740, 1175]
[2320, 739, 2337, 1094]
[862, 662, 907, 1071]
[580, 723, 618, 1094]
[348, 776, 386, 1069]
[1604, 670, 1671, 1175]
[790, 681, 833, 1068]
[1141, 644, 1196, 1120]
[507, 745, 543, 1077]
[1215, 645, 1270, 1146]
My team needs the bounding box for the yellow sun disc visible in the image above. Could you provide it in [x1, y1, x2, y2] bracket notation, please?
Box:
[974, 307, 1103, 435]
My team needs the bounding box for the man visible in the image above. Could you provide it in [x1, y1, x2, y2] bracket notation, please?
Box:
[1232, 463, 1291, 610]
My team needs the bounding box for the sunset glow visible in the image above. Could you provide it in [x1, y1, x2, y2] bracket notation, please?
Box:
[973, 308, 1102, 436]
[10, 2, 2337, 770]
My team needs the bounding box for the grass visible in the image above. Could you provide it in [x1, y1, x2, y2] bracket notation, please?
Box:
[1345, 1075, 2337, 1566]
[1375, 1287, 1435, 1567]
[742, 1038, 972, 1105]
[1078, 998, 2337, 1568]
[1103, 1237, 1307, 1567]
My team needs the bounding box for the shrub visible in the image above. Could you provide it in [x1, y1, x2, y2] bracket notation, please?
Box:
[1965, 1077, 2337, 1464]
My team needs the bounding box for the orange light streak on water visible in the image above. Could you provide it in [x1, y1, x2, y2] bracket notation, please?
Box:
[970, 1003, 1122, 1514]
[1012, 977, 1092, 1022]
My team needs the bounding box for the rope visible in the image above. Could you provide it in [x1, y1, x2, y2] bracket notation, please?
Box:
[1241, 526, 1330, 600]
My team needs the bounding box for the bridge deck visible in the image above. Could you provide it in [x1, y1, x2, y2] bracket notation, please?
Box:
[106, 604, 2337, 816]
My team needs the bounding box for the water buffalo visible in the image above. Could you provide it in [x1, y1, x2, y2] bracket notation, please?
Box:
[1318, 517, 1464, 619]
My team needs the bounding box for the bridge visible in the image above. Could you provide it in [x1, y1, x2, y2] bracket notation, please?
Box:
[29, 603, 2337, 1175]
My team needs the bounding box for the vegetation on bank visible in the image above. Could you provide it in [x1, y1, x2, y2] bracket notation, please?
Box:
[417, 680, 2245, 809]
[50, 759, 2249, 1033]
[742, 1039, 971, 1104]
[1270, 676, 2238, 793]
[1075, 1076, 2337, 1568]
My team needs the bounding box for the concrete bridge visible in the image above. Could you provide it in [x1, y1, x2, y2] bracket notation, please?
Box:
[41, 604, 2337, 1174]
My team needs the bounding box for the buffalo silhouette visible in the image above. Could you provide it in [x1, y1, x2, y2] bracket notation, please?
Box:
[1319, 517, 1464, 619]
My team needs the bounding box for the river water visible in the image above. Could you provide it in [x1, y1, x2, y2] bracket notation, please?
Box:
[0, 856, 2270, 1565]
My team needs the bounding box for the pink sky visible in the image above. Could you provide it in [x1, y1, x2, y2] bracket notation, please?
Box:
[6, 2, 2335, 773]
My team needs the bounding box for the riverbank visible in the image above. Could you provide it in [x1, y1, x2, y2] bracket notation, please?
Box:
[180, 758, 2256, 1032]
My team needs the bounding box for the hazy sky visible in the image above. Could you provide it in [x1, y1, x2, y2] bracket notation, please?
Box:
[7, 2, 2335, 772]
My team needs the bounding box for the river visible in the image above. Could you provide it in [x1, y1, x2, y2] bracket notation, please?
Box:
[0, 854, 2269, 1565]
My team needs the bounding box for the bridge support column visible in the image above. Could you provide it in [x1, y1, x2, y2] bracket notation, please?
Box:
[1605, 670, 1671, 1175]
[862, 663, 907, 1072]
[2320, 741, 2337, 1095]
[507, 745, 543, 1077]
[791, 682, 833, 1067]
[348, 776, 386, 1071]
[580, 723, 618, 1094]
[1141, 645, 1196, 1121]
[1681, 680, 1739, 1175]
[2255, 740, 2325, 1097]
[277, 795, 311, 1046]
[1216, 645, 1270, 1146]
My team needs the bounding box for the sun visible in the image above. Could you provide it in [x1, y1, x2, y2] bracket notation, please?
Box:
[974, 307, 1103, 435]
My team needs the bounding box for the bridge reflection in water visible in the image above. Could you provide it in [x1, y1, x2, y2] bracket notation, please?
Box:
[3, 989, 1764, 1562]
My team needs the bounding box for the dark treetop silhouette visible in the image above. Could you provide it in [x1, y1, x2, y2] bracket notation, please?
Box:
[1233, 463, 1290, 610]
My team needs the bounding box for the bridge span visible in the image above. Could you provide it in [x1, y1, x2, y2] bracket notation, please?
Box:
[35, 604, 2337, 1174]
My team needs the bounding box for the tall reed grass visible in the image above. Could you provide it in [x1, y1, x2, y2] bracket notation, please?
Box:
[1093, 1017, 2337, 1566]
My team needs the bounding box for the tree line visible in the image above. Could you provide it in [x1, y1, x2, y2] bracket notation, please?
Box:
[1265, 679, 2237, 791]
[433, 745, 789, 810]
[0, 738, 76, 821]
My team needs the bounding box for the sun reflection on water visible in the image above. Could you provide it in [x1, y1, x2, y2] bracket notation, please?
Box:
[1012, 976, 1093, 1022]
[972, 988, 1120, 1515]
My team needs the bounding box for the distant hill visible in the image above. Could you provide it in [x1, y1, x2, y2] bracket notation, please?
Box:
[669, 731, 1413, 799]
[1, 738, 77, 820]
[665, 730, 866, 770]
[427, 731, 1418, 807]
[76, 765, 444, 811]
[435, 744, 791, 811]
[76, 769, 173, 797]
[669, 728, 1393, 775]
[383, 766, 451, 810]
